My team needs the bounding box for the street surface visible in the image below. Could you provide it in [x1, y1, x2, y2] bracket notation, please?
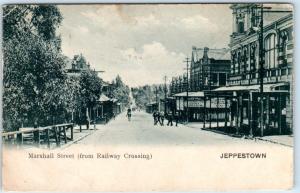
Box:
[67, 111, 287, 147]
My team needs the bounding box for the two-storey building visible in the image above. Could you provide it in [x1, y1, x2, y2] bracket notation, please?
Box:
[207, 4, 293, 136]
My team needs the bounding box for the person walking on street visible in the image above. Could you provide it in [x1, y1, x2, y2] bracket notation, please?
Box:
[167, 112, 173, 126]
[159, 111, 164, 126]
[157, 111, 161, 125]
[126, 108, 132, 121]
[112, 112, 116, 120]
[174, 112, 179, 127]
[153, 111, 158, 125]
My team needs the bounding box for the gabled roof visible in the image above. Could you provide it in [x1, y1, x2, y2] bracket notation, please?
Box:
[98, 94, 110, 102]
[192, 47, 231, 62]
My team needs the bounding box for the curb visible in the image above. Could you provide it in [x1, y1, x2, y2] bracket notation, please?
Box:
[186, 124, 293, 147]
[255, 137, 293, 147]
[60, 129, 97, 149]
[201, 128, 243, 138]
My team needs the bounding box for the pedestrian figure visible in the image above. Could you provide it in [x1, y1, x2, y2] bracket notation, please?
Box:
[174, 112, 179, 127]
[153, 111, 158, 125]
[86, 116, 90, 129]
[159, 111, 164, 126]
[167, 112, 173, 126]
[127, 108, 132, 121]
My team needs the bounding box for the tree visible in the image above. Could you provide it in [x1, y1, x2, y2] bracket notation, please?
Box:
[132, 84, 166, 110]
[2, 5, 65, 130]
[110, 75, 131, 107]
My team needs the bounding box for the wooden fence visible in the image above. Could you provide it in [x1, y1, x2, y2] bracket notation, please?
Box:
[2, 123, 74, 148]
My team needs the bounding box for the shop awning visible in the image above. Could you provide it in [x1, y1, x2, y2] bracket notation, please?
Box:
[173, 92, 188, 97]
[146, 102, 158, 106]
[213, 82, 288, 92]
[189, 91, 204, 97]
[173, 91, 204, 97]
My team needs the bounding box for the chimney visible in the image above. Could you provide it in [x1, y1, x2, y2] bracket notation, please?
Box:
[203, 47, 209, 60]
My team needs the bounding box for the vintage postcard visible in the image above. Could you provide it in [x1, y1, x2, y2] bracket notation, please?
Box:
[1, 3, 294, 191]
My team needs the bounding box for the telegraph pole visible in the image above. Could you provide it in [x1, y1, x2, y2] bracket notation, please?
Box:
[155, 86, 158, 111]
[163, 76, 167, 115]
[258, 4, 264, 137]
[184, 57, 191, 123]
[252, 4, 291, 136]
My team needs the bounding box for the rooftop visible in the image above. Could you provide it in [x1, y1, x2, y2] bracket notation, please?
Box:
[191, 47, 231, 63]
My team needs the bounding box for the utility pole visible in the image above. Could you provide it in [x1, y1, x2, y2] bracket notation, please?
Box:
[163, 76, 167, 115]
[155, 86, 158, 111]
[184, 57, 191, 123]
[258, 4, 264, 137]
[252, 4, 290, 136]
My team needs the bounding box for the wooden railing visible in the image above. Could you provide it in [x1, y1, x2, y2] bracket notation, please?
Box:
[2, 123, 74, 148]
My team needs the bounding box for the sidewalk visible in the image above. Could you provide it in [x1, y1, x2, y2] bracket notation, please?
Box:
[184, 121, 293, 147]
[255, 135, 293, 147]
[60, 124, 103, 149]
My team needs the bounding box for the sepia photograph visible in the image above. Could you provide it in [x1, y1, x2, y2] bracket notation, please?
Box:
[1, 2, 295, 191]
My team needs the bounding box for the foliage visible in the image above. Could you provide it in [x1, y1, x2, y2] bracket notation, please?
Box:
[110, 75, 131, 107]
[3, 32, 66, 129]
[79, 71, 103, 109]
[2, 5, 66, 130]
[132, 84, 166, 109]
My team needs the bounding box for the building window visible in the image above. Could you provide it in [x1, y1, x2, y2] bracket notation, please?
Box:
[219, 73, 227, 86]
[250, 43, 256, 71]
[238, 22, 244, 33]
[264, 33, 277, 69]
[212, 73, 218, 86]
[237, 51, 241, 74]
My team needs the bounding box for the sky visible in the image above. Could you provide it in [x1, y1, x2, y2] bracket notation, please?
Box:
[57, 4, 232, 87]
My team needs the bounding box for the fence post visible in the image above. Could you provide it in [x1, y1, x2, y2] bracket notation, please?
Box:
[58, 126, 61, 144]
[54, 127, 60, 147]
[63, 126, 67, 144]
[71, 124, 74, 140]
[34, 130, 40, 147]
[46, 128, 50, 149]
[17, 133, 23, 147]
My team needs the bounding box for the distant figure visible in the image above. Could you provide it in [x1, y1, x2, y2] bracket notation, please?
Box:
[127, 108, 132, 121]
[153, 111, 158, 125]
[167, 112, 173, 126]
[112, 112, 116, 120]
[159, 111, 165, 126]
[174, 112, 179, 127]
[86, 116, 90, 129]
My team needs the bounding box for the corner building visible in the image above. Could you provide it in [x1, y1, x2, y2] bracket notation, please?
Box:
[210, 4, 293, 136]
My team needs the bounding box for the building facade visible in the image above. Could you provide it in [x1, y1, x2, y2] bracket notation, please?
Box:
[206, 4, 293, 136]
[170, 47, 231, 122]
[190, 47, 231, 91]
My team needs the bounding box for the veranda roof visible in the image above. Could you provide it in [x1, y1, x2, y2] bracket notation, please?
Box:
[213, 82, 288, 92]
[173, 91, 204, 97]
